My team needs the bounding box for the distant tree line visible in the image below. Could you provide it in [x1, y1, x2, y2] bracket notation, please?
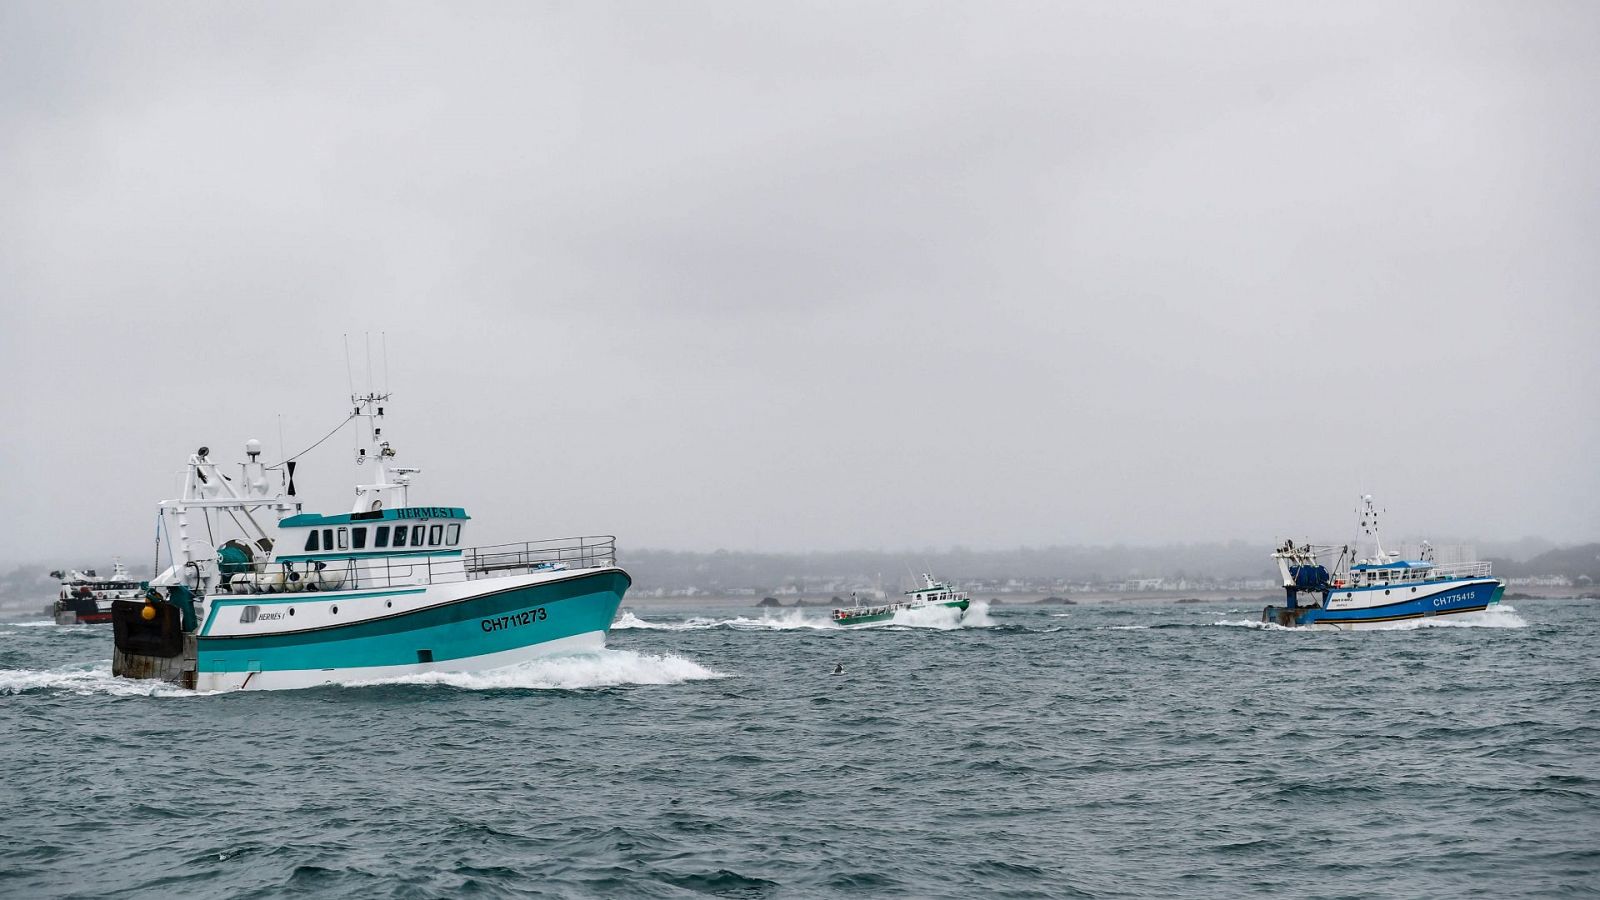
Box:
[1487, 544, 1600, 581]
[624, 542, 1278, 592]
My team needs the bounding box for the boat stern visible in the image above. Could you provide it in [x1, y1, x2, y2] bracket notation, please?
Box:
[1259, 603, 1317, 628]
[112, 599, 198, 688]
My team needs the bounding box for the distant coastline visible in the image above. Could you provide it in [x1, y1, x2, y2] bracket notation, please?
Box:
[629, 584, 1596, 610]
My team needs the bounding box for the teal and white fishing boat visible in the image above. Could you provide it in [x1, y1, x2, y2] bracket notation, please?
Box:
[113, 390, 630, 691]
[831, 575, 970, 627]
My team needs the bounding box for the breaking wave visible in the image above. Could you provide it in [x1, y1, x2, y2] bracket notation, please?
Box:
[347, 648, 728, 691]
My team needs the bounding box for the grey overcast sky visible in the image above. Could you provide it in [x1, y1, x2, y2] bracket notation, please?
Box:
[1, 1, 1596, 563]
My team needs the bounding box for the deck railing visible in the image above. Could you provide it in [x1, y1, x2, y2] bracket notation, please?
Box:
[463, 536, 618, 578]
[1424, 560, 1494, 580]
[204, 535, 617, 595]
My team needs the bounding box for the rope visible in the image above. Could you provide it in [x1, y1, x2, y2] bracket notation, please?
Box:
[268, 412, 355, 468]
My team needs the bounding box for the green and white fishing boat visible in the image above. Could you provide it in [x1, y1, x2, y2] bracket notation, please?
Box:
[831, 575, 970, 627]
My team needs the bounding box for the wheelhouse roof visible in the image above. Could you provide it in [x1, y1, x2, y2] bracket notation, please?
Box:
[279, 506, 471, 528]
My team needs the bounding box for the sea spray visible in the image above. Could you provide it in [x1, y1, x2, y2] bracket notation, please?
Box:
[885, 599, 995, 630]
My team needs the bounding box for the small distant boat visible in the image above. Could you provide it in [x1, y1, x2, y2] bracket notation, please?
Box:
[832, 575, 969, 627]
[50, 560, 143, 624]
[1261, 495, 1504, 630]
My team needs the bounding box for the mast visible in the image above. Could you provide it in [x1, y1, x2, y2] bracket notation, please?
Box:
[1357, 494, 1388, 563]
[350, 390, 419, 513]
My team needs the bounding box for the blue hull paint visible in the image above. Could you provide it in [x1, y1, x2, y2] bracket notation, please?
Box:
[197, 569, 629, 674]
[1269, 579, 1503, 627]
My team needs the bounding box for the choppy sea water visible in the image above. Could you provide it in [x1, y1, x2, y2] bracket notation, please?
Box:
[2, 597, 1596, 898]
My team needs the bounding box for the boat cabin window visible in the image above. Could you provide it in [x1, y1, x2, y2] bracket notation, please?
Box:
[428, 524, 442, 546]
[446, 524, 460, 545]
[411, 525, 425, 546]
[337, 527, 349, 550]
[351, 527, 367, 550]
[304, 530, 320, 552]
[392, 526, 407, 547]
[374, 526, 390, 548]
[322, 529, 334, 551]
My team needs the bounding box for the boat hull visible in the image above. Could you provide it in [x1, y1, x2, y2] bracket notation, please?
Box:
[1262, 579, 1503, 630]
[55, 607, 113, 625]
[117, 567, 630, 691]
[835, 599, 969, 627]
[196, 629, 609, 691]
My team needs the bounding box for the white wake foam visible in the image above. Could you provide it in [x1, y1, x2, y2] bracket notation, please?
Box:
[885, 600, 995, 630]
[612, 609, 835, 631]
[1212, 603, 1528, 631]
[347, 648, 728, 691]
[616, 602, 1000, 633]
[1212, 619, 1295, 630]
[1364, 603, 1529, 631]
[0, 662, 217, 698]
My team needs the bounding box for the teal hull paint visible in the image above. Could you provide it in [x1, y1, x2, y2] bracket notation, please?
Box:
[198, 588, 429, 635]
[196, 569, 630, 674]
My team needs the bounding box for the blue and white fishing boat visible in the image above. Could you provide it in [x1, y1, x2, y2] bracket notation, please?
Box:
[1260, 495, 1503, 630]
[113, 390, 630, 690]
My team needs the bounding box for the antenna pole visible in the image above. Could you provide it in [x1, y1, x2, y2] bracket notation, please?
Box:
[343, 333, 356, 398]
[365, 332, 374, 395]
